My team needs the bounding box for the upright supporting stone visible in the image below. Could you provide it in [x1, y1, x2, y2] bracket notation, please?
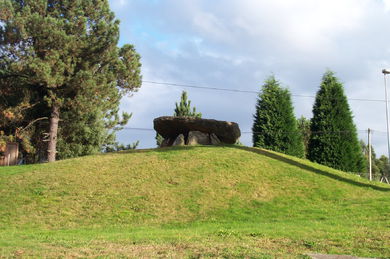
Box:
[172, 134, 185, 146]
[187, 131, 210, 145]
[161, 138, 171, 147]
[210, 133, 221, 145]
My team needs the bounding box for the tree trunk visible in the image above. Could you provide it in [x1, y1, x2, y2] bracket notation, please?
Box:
[47, 105, 60, 162]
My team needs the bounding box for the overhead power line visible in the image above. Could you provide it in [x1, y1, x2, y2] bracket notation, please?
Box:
[142, 80, 260, 94]
[142, 80, 387, 103]
[122, 127, 154, 131]
[122, 127, 388, 135]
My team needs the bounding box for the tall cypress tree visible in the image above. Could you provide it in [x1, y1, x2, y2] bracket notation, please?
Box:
[308, 71, 364, 172]
[252, 76, 304, 158]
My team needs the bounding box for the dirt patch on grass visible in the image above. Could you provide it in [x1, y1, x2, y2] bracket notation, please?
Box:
[3, 239, 311, 258]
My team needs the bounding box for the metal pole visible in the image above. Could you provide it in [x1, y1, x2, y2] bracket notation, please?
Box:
[383, 73, 390, 168]
[368, 128, 372, 181]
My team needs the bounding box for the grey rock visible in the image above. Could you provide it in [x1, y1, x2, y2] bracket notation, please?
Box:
[160, 138, 171, 147]
[187, 131, 210, 145]
[210, 133, 221, 145]
[172, 134, 185, 146]
[153, 116, 241, 144]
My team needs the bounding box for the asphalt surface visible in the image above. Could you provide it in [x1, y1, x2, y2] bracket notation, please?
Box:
[308, 254, 375, 259]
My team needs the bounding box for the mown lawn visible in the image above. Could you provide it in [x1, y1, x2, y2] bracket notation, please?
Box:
[0, 146, 389, 258]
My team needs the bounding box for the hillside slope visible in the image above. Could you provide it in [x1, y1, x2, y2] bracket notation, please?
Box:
[0, 146, 389, 258]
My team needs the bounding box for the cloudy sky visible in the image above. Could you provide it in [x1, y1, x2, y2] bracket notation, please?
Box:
[109, 0, 390, 155]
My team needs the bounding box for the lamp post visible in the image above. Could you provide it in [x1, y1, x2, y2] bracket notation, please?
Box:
[382, 69, 390, 170]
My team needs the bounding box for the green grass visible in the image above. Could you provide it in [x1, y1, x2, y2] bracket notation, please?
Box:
[0, 145, 389, 258]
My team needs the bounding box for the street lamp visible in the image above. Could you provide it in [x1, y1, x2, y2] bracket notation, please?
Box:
[382, 69, 390, 176]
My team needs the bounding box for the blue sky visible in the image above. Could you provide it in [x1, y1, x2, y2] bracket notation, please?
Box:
[109, 0, 390, 155]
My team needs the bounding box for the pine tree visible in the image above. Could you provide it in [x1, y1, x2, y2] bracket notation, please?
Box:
[0, 84, 43, 159]
[174, 91, 202, 117]
[56, 108, 131, 160]
[308, 71, 364, 172]
[0, 0, 142, 162]
[252, 76, 304, 158]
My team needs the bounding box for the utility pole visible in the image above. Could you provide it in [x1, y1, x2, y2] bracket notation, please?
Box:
[368, 128, 372, 181]
[382, 70, 390, 182]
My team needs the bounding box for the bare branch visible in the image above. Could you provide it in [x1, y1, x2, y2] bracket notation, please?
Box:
[18, 117, 48, 133]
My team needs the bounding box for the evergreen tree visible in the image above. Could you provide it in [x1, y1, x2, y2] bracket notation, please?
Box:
[0, 83, 44, 160]
[155, 133, 164, 148]
[56, 108, 131, 160]
[252, 76, 304, 158]
[174, 91, 202, 117]
[376, 155, 390, 181]
[308, 71, 364, 172]
[104, 140, 139, 153]
[156, 91, 201, 147]
[0, 0, 142, 162]
[297, 116, 311, 157]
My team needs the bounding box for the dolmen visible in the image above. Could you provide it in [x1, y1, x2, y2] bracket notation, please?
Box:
[153, 116, 241, 147]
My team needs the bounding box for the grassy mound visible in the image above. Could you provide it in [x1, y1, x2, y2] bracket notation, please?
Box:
[0, 146, 389, 258]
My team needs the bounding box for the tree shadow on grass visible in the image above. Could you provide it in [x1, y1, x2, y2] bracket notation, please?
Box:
[233, 146, 390, 192]
[110, 145, 199, 154]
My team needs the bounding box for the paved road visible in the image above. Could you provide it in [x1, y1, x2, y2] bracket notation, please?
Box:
[308, 254, 375, 259]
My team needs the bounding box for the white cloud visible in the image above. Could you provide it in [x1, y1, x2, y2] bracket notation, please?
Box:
[192, 12, 232, 42]
[384, 0, 390, 11]
[110, 0, 128, 8]
[215, 0, 369, 54]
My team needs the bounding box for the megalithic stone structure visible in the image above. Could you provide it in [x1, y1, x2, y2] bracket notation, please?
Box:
[154, 116, 241, 147]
